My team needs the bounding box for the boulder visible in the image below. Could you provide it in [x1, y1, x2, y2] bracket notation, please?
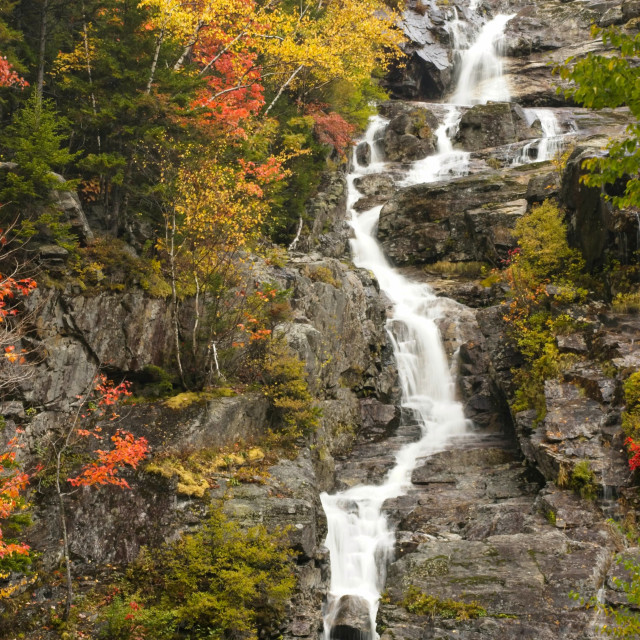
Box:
[50, 173, 95, 244]
[356, 142, 371, 167]
[328, 595, 372, 640]
[454, 102, 539, 152]
[383, 107, 439, 162]
[353, 174, 395, 198]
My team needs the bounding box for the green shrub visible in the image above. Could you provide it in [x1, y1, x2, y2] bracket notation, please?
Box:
[402, 585, 486, 620]
[261, 340, 321, 444]
[99, 508, 296, 640]
[570, 460, 598, 500]
[503, 200, 586, 420]
[513, 200, 584, 283]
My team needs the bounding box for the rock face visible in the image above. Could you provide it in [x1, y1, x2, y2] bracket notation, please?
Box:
[328, 595, 372, 640]
[385, 0, 626, 105]
[377, 168, 539, 265]
[454, 103, 539, 151]
[10, 166, 401, 639]
[382, 105, 439, 162]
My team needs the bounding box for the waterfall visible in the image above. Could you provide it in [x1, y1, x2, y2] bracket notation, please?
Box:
[320, 8, 515, 640]
[402, 105, 470, 186]
[512, 108, 565, 165]
[450, 14, 515, 106]
[321, 117, 469, 640]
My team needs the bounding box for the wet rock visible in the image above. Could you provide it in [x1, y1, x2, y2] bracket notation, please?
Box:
[376, 159, 559, 266]
[464, 198, 527, 263]
[561, 147, 610, 268]
[454, 103, 539, 152]
[383, 107, 439, 162]
[356, 142, 371, 167]
[359, 398, 400, 440]
[526, 171, 560, 204]
[353, 173, 395, 198]
[328, 595, 372, 640]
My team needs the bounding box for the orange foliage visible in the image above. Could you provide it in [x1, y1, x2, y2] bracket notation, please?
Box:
[0, 437, 30, 559]
[0, 57, 28, 89]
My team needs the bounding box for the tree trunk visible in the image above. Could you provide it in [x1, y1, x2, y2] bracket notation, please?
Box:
[82, 2, 101, 150]
[264, 64, 304, 116]
[174, 21, 203, 71]
[36, 0, 50, 100]
[146, 28, 165, 94]
[166, 210, 187, 388]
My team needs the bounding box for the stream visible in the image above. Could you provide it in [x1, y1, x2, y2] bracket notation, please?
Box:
[318, 5, 573, 639]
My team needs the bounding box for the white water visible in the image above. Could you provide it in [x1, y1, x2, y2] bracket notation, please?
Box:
[320, 7, 515, 639]
[402, 105, 470, 186]
[450, 14, 515, 106]
[321, 118, 469, 640]
[512, 108, 565, 165]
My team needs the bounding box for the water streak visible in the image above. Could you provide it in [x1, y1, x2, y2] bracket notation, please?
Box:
[512, 108, 565, 165]
[320, 7, 515, 639]
[321, 117, 469, 640]
[450, 14, 515, 106]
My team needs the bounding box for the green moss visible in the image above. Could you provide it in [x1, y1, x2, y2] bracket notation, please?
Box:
[304, 265, 342, 288]
[163, 387, 236, 410]
[402, 586, 486, 620]
[146, 459, 210, 498]
[424, 261, 487, 277]
[570, 460, 598, 500]
[415, 556, 450, 578]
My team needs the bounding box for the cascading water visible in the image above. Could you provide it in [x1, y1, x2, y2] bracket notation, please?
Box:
[450, 13, 515, 106]
[402, 105, 470, 185]
[321, 118, 469, 640]
[320, 7, 516, 639]
[512, 108, 565, 165]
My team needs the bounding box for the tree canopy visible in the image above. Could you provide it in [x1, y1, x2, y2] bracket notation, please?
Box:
[558, 26, 640, 209]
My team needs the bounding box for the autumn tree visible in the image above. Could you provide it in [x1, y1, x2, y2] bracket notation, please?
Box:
[48, 374, 148, 619]
[558, 26, 640, 209]
[160, 148, 288, 386]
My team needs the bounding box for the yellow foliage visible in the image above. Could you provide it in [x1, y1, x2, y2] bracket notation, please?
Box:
[262, 0, 405, 91]
[146, 459, 210, 498]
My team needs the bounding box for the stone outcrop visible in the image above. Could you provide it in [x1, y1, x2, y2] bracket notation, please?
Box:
[377, 167, 540, 265]
[327, 595, 372, 640]
[454, 102, 540, 151]
[385, 0, 627, 105]
[382, 105, 439, 162]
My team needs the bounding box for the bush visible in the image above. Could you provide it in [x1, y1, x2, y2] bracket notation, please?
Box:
[262, 340, 321, 444]
[569, 460, 598, 500]
[503, 200, 586, 420]
[99, 508, 296, 640]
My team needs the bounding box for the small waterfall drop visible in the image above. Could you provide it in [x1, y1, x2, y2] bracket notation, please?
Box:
[402, 105, 470, 185]
[450, 13, 515, 106]
[512, 108, 565, 165]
